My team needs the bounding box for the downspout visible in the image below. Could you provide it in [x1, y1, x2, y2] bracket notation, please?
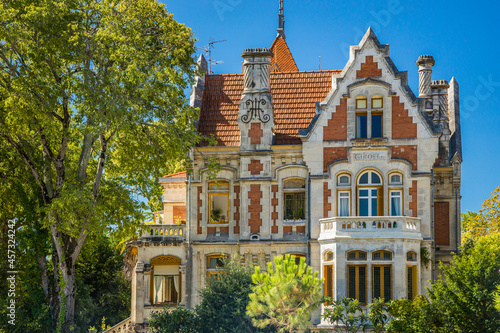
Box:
[307, 176, 311, 266]
[431, 168, 435, 284]
[186, 173, 192, 308]
[455, 188, 460, 254]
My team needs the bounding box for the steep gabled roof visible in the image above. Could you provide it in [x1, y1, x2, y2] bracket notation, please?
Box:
[197, 70, 341, 146]
[270, 35, 299, 73]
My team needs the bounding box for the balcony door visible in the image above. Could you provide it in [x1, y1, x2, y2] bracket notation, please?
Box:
[357, 170, 383, 216]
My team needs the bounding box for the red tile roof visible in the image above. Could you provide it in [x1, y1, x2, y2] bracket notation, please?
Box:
[162, 171, 187, 178]
[198, 70, 341, 146]
[270, 36, 299, 73]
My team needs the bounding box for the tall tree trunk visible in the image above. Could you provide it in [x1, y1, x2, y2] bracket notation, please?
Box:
[60, 257, 77, 333]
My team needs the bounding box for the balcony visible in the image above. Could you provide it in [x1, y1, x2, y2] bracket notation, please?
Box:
[141, 224, 184, 238]
[319, 216, 421, 241]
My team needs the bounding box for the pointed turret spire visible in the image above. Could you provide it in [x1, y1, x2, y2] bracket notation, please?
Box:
[277, 0, 285, 39]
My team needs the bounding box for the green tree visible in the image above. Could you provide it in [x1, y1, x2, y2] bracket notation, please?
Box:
[322, 297, 367, 333]
[429, 233, 500, 332]
[462, 186, 500, 242]
[149, 305, 200, 333]
[0, 0, 202, 331]
[385, 296, 446, 333]
[247, 254, 323, 333]
[196, 255, 275, 333]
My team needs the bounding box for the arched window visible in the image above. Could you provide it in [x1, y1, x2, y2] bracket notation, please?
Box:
[347, 250, 367, 261]
[323, 251, 334, 299]
[357, 170, 383, 216]
[388, 173, 403, 216]
[406, 251, 417, 262]
[208, 181, 229, 224]
[283, 178, 306, 222]
[150, 256, 181, 305]
[372, 250, 393, 260]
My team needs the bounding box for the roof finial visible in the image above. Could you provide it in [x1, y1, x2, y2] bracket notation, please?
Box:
[277, 0, 285, 39]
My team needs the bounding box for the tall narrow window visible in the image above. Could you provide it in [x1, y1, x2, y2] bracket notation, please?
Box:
[338, 192, 350, 217]
[324, 263, 334, 299]
[356, 96, 368, 139]
[407, 265, 418, 300]
[348, 265, 367, 304]
[357, 171, 383, 216]
[390, 191, 402, 216]
[373, 265, 392, 301]
[371, 96, 383, 138]
[283, 179, 306, 222]
[208, 181, 229, 224]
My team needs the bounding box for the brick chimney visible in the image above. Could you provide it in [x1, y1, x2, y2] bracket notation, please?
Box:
[238, 48, 274, 151]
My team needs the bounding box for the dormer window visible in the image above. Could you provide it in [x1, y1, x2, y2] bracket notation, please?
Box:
[356, 95, 384, 139]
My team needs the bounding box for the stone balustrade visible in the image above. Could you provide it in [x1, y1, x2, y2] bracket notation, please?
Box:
[319, 216, 421, 240]
[103, 317, 131, 333]
[140, 224, 184, 239]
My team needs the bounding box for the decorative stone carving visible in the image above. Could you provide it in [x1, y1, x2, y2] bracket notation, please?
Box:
[150, 255, 181, 266]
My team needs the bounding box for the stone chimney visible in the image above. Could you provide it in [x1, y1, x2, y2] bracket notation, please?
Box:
[431, 80, 450, 120]
[238, 48, 274, 151]
[417, 55, 435, 114]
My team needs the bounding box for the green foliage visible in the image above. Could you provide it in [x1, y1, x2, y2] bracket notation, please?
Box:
[0, 0, 203, 330]
[494, 285, 500, 313]
[461, 187, 500, 242]
[247, 254, 323, 333]
[368, 298, 388, 333]
[196, 255, 253, 333]
[420, 246, 431, 269]
[149, 305, 199, 333]
[322, 297, 367, 333]
[385, 296, 445, 333]
[74, 234, 131, 332]
[429, 233, 500, 332]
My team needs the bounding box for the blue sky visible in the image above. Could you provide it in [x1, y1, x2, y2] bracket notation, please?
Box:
[162, 0, 500, 213]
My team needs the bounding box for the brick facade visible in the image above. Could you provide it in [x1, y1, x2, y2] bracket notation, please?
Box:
[323, 99, 347, 141]
[409, 180, 418, 217]
[173, 206, 186, 224]
[323, 147, 348, 173]
[249, 122, 263, 144]
[234, 185, 240, 234]
[197, 186, 202, 234]
[248, 184, 263, 233]
[324, 182, 331, 218]
[248, 160, 264, 175]
[271, 184, 279, 234]
[435, 202, 450, 246]
[356, 55, 382, 78]
[392, 96, 417, 139]
[392, 145, 418, 170]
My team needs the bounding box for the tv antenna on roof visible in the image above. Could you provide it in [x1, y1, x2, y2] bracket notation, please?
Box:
[197, 38, 226, 74]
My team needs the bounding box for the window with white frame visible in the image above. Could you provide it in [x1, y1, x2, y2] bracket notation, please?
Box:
[338, 192, 350, 217]
[390, 191, 402, 216]
[357, 170, 383, 216]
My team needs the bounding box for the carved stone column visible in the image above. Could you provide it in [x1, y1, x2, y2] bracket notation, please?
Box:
[131, 261, 145, 326]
